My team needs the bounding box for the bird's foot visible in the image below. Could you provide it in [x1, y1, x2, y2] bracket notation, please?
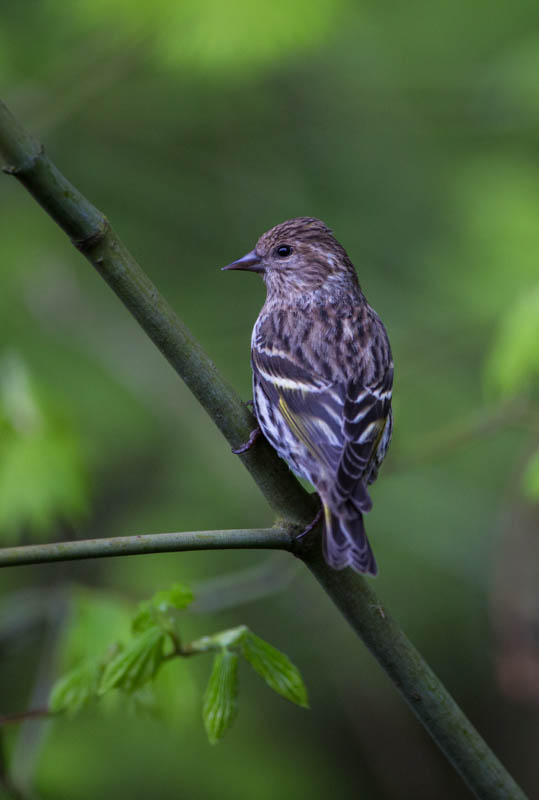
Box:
[295, 506, 323, 540]
[231, 426, 261, 454]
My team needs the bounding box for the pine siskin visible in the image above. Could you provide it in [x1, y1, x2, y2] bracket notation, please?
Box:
[223, 217, 393, 575]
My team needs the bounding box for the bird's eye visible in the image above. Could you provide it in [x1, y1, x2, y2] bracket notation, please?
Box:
[275, 244, 293, 258]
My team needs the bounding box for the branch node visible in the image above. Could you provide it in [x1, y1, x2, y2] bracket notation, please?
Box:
[2, 143, 44, 175]
[72, 217, 110, 252]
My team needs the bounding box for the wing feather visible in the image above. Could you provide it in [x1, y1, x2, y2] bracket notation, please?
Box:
[332, 366, 393, 511]
[252, 345, 393, 512]
[252, 348, 342, 474]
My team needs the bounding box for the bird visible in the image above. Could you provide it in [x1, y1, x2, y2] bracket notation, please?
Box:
[222, 217, 393, 575]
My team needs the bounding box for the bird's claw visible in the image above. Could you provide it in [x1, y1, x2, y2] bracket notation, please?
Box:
[295, 507, 323, 540]
[232, 426, 261, 454]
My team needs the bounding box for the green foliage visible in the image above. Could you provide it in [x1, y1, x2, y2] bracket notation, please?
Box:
[241, 631, 309, 709]
[99, 628, 167, 694]
[48, 584, 308, 745]
[49, 660, 101, 715]
[485, 286, 539, 398]
[203, 649, 239, 745]
[188, 624, 308, 708]
[0, 352, 88, 542]
[195, 625, 309, 742]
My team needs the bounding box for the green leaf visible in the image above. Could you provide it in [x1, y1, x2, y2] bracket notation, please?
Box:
[202, 649, 239, 745]
[49, 660, 100, 714]
[241, 632, 309, 708]
[98, 628, 166, 694]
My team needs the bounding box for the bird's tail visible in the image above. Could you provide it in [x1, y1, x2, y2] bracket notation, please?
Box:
[322, 503, 378, 576]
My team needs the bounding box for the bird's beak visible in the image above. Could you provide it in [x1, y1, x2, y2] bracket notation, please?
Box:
[221, 249, 263, 273]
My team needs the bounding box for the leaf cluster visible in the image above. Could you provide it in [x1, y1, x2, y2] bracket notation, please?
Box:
[49, 583, 308, 744]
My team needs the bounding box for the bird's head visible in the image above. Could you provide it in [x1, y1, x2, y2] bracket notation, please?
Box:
[222, 217, 359, 297]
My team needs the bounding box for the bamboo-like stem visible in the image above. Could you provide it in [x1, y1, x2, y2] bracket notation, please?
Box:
[0, 98, 528, 800]
[298, 532, 526, 799]
[0, 528, 291, 568]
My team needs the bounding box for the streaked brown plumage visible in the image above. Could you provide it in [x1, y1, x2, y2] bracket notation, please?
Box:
[223, 217, 393, 575]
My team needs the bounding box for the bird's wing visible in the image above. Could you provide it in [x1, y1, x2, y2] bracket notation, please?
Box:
[332, 365, 393, 513]
[252, 346, 393, 511]
[252, 348, 344, 474]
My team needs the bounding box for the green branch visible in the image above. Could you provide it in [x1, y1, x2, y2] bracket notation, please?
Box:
[301, 537, 525, 799]
[0, 528, 291, 568]
[0, 98, 528, 800]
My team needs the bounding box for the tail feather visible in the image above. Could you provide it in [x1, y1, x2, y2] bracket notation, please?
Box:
[323, 505, 378, 576]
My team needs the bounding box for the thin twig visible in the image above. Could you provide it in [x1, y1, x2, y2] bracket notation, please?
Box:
[0, 528, 293, 568]
[0, 710, 52, 727]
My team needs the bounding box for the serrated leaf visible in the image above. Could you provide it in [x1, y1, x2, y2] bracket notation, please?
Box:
[202, 649, 238, 745]
[241, 632, 309, 708]
[49, 660, 100, 714]
[98, 628, 166, 694]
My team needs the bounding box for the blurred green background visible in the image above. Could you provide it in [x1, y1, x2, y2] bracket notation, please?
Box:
[1, 0, 538, 797]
